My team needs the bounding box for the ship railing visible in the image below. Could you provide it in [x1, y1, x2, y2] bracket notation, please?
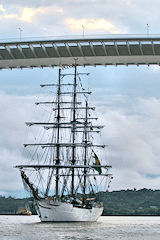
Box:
[93, 201, 104, 208]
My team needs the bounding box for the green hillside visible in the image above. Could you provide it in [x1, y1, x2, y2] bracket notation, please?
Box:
[96, 189, 160, 215]
[0, 189, 160, 215]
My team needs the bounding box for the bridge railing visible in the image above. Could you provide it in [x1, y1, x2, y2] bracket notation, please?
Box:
[1, 34, 160, 43]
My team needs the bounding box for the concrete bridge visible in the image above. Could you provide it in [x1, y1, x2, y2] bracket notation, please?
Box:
[0, 35, 160, 69]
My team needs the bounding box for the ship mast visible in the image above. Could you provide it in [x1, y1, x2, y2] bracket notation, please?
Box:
[83, 101, 88, 195]
[45, 68, 61, 197]
[71, 60, 77, 195]
[55, 68, 61, 197]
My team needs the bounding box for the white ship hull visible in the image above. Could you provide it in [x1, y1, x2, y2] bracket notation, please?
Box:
[34, 199, 103, 222]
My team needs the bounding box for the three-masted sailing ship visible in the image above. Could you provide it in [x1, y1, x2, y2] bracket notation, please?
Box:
[16, 62, 112, 222]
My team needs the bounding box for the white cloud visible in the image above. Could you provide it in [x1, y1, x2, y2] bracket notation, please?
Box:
[56, 8, 64, 13]
[20, 8, 42, 23]
[0, 7, 42, 22]
[0, 92, 35, 195]
[1, 90, 160, 194]
[0, 0, 160, 37]
[0, 4, 6, 13]
[65, 18, 120, 33]
[93, 94, 160, 191]
[0, 5, 64, 24]
[0, 90, 59, 195]
[20, 6, 64, 23]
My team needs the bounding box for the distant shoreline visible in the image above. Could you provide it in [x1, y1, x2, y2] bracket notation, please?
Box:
[1, 189, 160, 216]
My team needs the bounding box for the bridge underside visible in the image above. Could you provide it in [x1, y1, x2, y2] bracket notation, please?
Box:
[0, 37, 160, 69]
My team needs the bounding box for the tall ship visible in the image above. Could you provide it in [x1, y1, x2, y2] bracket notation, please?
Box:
[16, 62, 112, 222]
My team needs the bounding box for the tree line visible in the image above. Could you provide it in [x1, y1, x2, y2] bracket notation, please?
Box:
[1, 188, 160, 215]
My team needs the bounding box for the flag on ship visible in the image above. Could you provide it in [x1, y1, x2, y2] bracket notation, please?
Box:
[93, 151, 102, 175]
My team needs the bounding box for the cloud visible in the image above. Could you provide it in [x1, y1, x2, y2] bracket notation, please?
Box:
[0, 90, 59, 196]
[65, 18, 120, 33]
[0, 4, 5, 13]
[0, 7, 42, 23]
[0, 91, 35, 195]
[20, 8, 42, 23]
[19, 6, 64, 23]
[94, 95, 160, 190]
[1, 13, 18, 19]
[0, 1, 130, 37]
[1, 88, 160, 195]
[0, 5, 64, 24]
[0, 0, 160, 37]
[56, 8, 64, 13]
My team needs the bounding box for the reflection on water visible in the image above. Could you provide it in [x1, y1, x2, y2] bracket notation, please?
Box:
[0, 215, 160, 240]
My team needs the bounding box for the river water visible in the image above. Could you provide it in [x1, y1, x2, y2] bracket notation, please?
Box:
[0, 215, 160, 240]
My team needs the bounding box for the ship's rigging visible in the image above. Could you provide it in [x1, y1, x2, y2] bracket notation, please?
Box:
[16, 62, 112, 200]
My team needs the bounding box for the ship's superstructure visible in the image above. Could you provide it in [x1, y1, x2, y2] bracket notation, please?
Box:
[16, 62, 112, 222]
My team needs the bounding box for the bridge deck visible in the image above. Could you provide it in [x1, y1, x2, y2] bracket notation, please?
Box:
[0, 37, 160, 69]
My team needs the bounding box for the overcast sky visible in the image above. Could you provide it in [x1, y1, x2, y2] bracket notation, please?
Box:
[1, 0, 160, 197]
